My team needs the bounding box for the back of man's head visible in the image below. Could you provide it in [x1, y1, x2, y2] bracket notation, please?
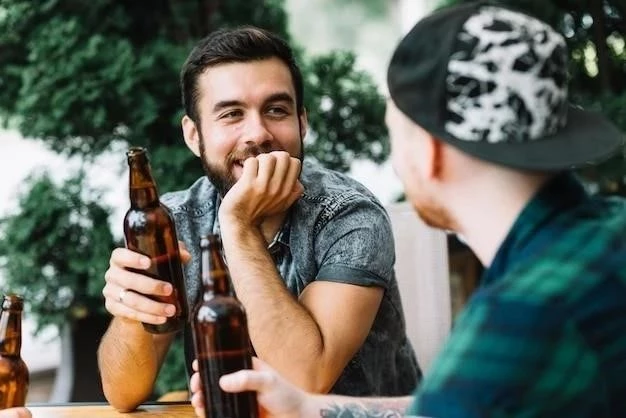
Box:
[387, 1, 623, 172]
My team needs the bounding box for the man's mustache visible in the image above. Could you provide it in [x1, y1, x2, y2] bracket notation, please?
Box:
[226, 144, 275, 166]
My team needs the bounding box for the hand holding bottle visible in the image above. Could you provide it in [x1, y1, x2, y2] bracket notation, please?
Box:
[102, 241, 191, 327]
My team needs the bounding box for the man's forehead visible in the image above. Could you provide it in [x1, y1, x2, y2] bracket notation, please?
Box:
[197, 60, 296, 104]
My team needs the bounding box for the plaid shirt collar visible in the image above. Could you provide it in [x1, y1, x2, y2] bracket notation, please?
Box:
[481, 172, 590, 287]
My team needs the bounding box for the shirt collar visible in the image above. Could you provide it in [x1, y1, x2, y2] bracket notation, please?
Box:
[481, 172, 590, 287]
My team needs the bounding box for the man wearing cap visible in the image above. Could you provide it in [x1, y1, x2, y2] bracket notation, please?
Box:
[189, 2, 626, 417]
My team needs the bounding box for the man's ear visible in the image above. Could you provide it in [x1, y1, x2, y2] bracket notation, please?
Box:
[298, 109, 308, 140]
[423, 133, 444, 180]
[182, 115, 201, 157]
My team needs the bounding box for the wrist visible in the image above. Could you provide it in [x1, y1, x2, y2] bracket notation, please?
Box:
[219, 213, 262, 238]
[114, 316, 149, 336]
[305, 393, 330, 418]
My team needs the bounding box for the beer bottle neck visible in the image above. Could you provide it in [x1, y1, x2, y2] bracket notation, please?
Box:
[129, 186, 160, 209]
[128, 156, 160, 209]
[0, 310, 22, 357]
[200, 242, 232, 297]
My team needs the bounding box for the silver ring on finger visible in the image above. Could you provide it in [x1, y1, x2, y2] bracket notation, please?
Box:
[118, 288, 129, 304]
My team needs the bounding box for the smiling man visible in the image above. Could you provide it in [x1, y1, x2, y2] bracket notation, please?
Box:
[97, 26, 420, 411]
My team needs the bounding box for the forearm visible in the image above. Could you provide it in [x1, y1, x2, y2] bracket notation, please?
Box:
[97, 317, 173, 411]
[307, 394, 413, 418]
[221, 224, 328, 391]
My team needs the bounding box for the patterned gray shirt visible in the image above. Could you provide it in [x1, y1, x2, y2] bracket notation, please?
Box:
[162, 160, 421, 396]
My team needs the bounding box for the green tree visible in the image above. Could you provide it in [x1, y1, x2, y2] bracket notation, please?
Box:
[0, 0, 389, 398]
[0, 0, 387, 191]
[0, 171, 115, 329]
[438, 0, 626, 194]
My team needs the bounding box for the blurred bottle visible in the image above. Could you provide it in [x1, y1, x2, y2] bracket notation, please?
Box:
[0, 294, 29, 409]
[192, 235, 258, 418]
[124, 146, 188, 334]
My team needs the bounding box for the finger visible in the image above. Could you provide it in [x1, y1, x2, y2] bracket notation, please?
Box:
[0, 407, 32, 418]
[255, 153, 277, 188]
[190, 371, 201, 392]
[113, 298, 170, 324]
[179, 241, 192, 264]
[240, 157, 259, 184]
[190, 384, 205, 418]
[192, 359, 199, 372]
[114, 287, 175, 318]
[271, 151, 291, 179]
[268, 151, 290, 194]
[219, 370, 275, 393]
[280, 180, 304, 210]
[104, 266, 173, 298]
[110, 248, 151, 269]
[103, 280, 174, 321]
[282, 158, 302, 196]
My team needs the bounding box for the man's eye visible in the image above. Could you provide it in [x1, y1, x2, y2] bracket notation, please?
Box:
[267, 107, 288, 116]
[221, 110, 243, 119]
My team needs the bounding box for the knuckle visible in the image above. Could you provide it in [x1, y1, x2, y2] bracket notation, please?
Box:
[103, 268, 115, 283]
[276, 151, 290, 161]
[104, 300, 113, 313]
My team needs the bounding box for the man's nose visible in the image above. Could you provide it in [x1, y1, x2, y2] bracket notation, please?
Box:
[243, 113, 273, 147]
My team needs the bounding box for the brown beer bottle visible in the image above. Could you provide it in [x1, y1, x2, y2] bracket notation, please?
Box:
[192, 235, 258, 418]
[124, 146, 188, 334]
[0, 294, 29, 409]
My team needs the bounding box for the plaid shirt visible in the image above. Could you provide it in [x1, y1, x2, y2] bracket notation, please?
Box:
[409, 173, 626, 418]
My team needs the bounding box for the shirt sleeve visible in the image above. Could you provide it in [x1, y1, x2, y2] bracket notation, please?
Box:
[409, 293, 600, 418]
[314, 195, 395, 289]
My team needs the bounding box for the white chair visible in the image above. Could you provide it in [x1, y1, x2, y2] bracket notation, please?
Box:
[386, 202, 451, 372]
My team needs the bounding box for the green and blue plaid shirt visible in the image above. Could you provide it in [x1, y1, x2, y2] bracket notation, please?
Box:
[409, 173, 626, 418]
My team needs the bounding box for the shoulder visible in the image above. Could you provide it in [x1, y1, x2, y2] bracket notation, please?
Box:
[296, 160, 389, 229]
[499, 196, 626, 304]
[161, 176, 217, 218]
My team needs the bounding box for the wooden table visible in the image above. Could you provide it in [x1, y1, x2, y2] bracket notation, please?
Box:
[28, 402, 195, 417]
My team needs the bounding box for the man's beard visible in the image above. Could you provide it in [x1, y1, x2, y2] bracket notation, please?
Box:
[198, 130, 304, 197]
[412, 194, 457, 232]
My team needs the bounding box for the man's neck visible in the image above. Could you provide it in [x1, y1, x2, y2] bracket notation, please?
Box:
[451, 173, 551, 267]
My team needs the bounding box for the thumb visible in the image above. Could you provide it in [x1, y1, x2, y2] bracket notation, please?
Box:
[219, 369, 275, 394]
[178, 240, 192, 264]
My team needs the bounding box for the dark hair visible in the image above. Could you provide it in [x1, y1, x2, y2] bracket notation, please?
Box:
[180, 26, 304, 123]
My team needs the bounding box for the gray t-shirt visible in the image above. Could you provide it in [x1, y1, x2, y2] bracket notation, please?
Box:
[162, 160, 421, 396]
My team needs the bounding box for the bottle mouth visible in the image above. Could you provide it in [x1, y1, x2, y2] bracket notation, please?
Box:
[2, 294, 24, 311]
[126, 146, 147, 158]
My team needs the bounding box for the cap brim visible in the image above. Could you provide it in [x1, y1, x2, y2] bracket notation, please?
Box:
[435, 106, 625, 171]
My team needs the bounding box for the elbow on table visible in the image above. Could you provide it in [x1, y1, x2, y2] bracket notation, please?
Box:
[102, 385, 148, 413]
[291, 365, 338, 394]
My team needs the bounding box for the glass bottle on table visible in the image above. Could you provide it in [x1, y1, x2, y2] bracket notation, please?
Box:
[0, 294, 29, 409]
[124, 146, 188, 334]
[192, 234, 258, 418]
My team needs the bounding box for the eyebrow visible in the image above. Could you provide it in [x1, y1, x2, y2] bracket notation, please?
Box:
[212, 92, 295, 113]
[264, 92, 295, 106]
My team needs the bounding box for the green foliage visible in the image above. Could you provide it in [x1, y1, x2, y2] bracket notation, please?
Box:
[0, 171, 115, 333]
[318, 0, 390, 20]
[304, 51, 388, 172]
